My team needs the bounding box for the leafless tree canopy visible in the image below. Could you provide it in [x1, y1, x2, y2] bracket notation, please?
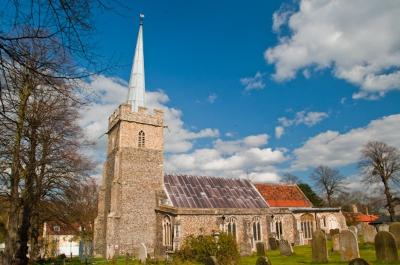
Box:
[282, 173, 299, 184]
[310, 165, 345, 207]
[359, 141, 400, 221]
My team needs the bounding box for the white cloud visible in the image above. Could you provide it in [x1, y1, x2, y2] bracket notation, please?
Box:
[266, 0, 400, 99]
[207, 93, 218, 103]
[275, 126, 284, 139]
[275, 110, 328, 138]
[291, 114, 400, 170]
[240, 71, 266, 92]
[166, 135, 286, 183]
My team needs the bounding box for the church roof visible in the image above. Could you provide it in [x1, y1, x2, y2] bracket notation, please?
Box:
[164, 175, 268, 209]
[255, 183, 312, 208]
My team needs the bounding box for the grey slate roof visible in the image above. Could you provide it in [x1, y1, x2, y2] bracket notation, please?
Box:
[164, 175, 268, 209]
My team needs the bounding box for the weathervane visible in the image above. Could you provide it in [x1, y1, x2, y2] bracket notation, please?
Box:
[139, 13, 144, 25]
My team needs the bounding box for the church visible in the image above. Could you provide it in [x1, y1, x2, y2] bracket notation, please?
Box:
[93, 15, 347, 259]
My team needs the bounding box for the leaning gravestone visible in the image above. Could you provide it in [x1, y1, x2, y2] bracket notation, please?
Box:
[363, 224, 377, 243]
[312, 229, 328, 263]
[268, 237, 279, 250]
[348, 258, 370, 265]
[388, 222, 400, 248]
[374, 231, 399, 262]
[279, 239, 293, 256]
[138, 243, 147, 263]
[332, 233, 340, 252]
[339, 230, 360, 261]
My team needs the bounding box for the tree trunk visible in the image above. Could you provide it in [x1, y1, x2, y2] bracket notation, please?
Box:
[5, 81, 32, 265]
[382, 177, 395, 222]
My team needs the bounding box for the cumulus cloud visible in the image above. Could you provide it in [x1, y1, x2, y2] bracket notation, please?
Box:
[266, 0, 400, 99]
[291, 114, 400, 170]
[79, 75, 219, 177]
[240, 71, 266, 92]
[166, 134, 286, 183]
[274, 110, 328, 138]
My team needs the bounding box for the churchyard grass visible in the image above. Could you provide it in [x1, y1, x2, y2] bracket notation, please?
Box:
[37, 242, 400, 264]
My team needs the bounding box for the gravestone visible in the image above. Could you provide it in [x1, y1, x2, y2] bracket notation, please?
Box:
[332, 234, 340, 252]
[339, 230, 360, 261]
[349, 226, 358, 236]
[312, 229, 328, 263]
[279, 239, 293, 256]
[362, 224, 377, 243]
[374, 231, 399, 262]
[204, 256, 218, 265]
[256, 242, 266, 256]
[255, 256, 271, 265]
[330, 228, 340, 237]
[138, 243, 147, 263]
[388, 222, 400, 248]
[268, 237, 279, 250]
[348, 258, 370, 265]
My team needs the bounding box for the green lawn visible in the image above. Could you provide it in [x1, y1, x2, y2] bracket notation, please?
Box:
[39, 242, 400, 265]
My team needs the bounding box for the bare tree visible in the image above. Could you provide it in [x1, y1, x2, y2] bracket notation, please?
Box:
[282, 173, 299, 184]
[310, 165, 345, 207]
[359, 141, 400, 221]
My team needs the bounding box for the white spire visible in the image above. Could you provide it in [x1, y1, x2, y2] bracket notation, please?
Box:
[127, 13, 145, 111]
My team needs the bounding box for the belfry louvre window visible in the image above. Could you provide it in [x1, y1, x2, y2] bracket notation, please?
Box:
[163, 216, 172, 247]
[226, 217, 237, 239]
[138, 130, 145, 148]
[252, 216, 262, 242]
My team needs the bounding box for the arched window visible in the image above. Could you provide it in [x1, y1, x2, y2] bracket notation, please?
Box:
[226, 217, 237, 239]
[300, 214, 314, 240]
[270, 216, 283, 239]
[252, 216, 262, 242]
[138, 130, 145, 148]
[163, 216, 172, 247]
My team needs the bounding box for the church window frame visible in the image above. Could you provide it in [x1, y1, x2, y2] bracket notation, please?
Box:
[300, 214, 314, 240]
[138, 130, 145, 148]
[226, 216, 237, 240]
[163, 216, 172, 247]
[252, 216, 262, 242]
[270, 216, 284, 239]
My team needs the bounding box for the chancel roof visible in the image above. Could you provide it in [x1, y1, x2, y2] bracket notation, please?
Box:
[164, 175, 268, 209]
[255, 183, 312, 208]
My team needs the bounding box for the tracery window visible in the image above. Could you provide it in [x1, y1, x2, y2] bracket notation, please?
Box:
[138, 130, 145, 148]
[301, 214, 314, 240]
[270, 217, 283, 239]
[226, 217, 237, 239]
[252, 216, 262, 242]
[163, 216, 172, 246]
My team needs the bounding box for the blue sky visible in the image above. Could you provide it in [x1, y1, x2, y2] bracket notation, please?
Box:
[81, 0, 400, 186]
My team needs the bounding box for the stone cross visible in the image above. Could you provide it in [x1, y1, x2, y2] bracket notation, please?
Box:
[138, 243, 147, 263]
[312, 229, 328, 263]
[279, 239, 293, 256]
[339, 230, 360, 261]
[388, 222, 400, 248]
[374, 231, 399, 262]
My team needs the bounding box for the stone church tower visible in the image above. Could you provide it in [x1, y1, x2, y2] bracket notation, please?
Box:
[93, 14, 164, 258]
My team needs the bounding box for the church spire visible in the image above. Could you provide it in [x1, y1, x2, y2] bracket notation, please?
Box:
[127, 13, 145, 111]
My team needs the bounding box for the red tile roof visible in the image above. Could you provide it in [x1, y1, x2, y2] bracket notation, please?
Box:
[255, 183, 312, 208]
[355, 213, 379, 223]
[164, 175, 268, 209]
